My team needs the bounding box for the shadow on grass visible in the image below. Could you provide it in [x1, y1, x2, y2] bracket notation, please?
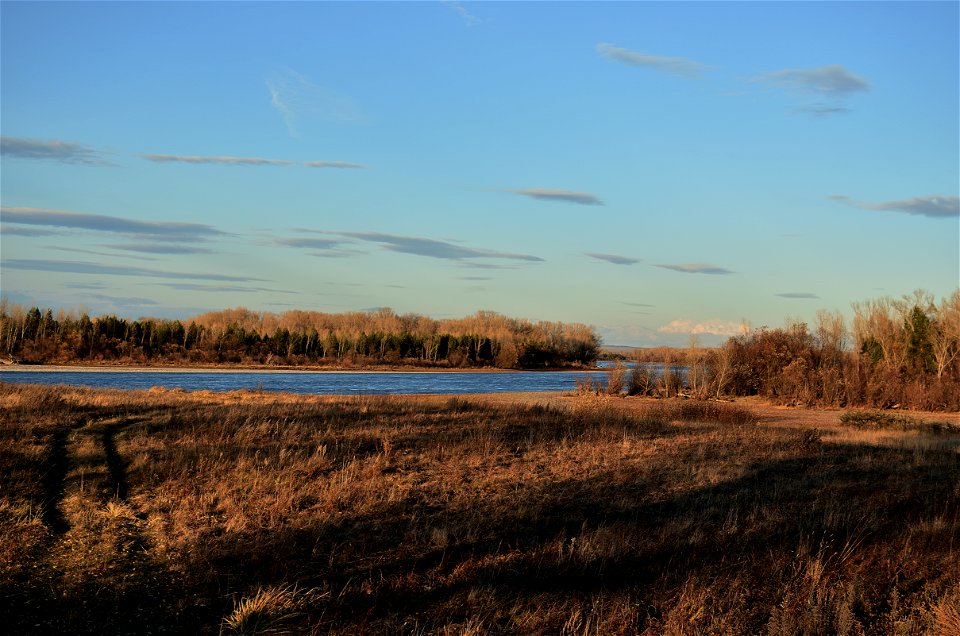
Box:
[174, 439, 958, 632]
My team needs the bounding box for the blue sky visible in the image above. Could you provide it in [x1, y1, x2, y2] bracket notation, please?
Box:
[2, 1, 958, 346]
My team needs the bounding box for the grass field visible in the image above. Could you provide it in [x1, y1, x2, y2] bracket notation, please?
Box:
[1, 382, 958, 635]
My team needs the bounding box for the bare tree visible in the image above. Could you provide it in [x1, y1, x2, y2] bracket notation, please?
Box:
[931, 290, 960, 380]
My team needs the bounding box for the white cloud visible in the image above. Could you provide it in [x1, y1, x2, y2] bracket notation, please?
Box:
[658, 319, 749, 336]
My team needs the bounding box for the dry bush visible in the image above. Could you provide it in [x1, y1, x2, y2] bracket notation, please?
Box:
[839, 411, 959, 434]
[638, 399, 760, 426]
[222, 584, 328, 635]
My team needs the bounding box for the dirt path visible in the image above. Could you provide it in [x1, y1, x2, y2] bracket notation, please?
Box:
[468, 392, 959, 429]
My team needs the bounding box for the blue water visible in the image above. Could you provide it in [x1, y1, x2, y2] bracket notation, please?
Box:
[0, 368, 612, 395]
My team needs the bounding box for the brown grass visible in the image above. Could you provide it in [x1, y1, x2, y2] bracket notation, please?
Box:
[1, 382, 958, 634]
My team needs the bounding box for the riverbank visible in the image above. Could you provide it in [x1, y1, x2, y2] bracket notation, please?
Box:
[2, 383, 958, 634]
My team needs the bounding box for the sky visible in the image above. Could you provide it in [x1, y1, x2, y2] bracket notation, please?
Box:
[1, 1, 958, 346]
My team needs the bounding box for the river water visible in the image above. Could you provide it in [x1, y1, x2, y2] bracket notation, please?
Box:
[0, 363, 683, 395]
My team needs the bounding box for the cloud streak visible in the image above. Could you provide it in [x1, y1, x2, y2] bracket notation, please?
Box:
[0, 224, 61, 237]
[142, 155, 367, 169]
[510, 188, 603, 205]
[341, 232, 543, 262]
[828, 194, 959, 219]
[275, 237, 345, 250]
[1, 136, 111, 165]
[752, 64, 870, 117]
[1, 207, 227, 242]
[597, 43, 710, 78]
[142, 154, 292, 166]
[585, 252, 640, 265]
[109, 243, 214, 255]
[2, 259, 266, 282]
[46, 245, 159, 261]
[157, 283, 297, 294]
[304, 160, 366, 169]
[655, 263, 735, 275]
[776, 292, 820, 299]
[796, 103, 851, 118]
[753, 64, 870, 98]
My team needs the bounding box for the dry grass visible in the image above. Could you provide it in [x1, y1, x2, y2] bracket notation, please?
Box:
[1, 382, 958, 634]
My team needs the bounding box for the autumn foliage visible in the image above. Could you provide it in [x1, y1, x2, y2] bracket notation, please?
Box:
[0, 304, 600, 370]
[699, 290, 960, 410]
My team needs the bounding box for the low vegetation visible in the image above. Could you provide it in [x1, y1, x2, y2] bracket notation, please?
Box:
[2, 382, 958, 634]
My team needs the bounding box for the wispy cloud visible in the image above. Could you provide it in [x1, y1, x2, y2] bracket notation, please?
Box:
[341, 232, 544, 262]
[658, 319, 748, 336]
[442, 0, 484, 26]
[828, 194, 959, 219]
[510, 188, 604, 205]
[585, 252, 640, 265]
[458, 276, 492, 281]
[1, 224, 61, 237]
[275, 237, 345, 250]
[753, 64, 870, 117]
[141, 155, 367, 170]
[142, 154, 292, 166]
[109, 243, 214, 255]
[776, 292, 820, 299]
[1, 136, 111, 165]
[46, 245, 159, 261]
[266, 67, 364, 136]
[157, 283, 296, 294]
[753, 64, 870, 98]
[655, 263, 735, 275]
[281, 228, 541, 263]
[86, 293, 160, 307]
[304, 160, 366, 169]
[1, 207, 227, 242]
[2, 259, 265, 282]
[308, 250, 363, 259]
[597, 43, 710, 78]
[272, 236, 363, 258]
[621, 301, 655, 308]
[796, 103, 851, 118]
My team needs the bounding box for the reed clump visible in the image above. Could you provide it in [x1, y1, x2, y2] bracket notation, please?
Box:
[1, 382, 958, 634]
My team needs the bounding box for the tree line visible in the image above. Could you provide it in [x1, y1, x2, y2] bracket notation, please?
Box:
[0, 303, 600, 370]
[620, 289, 960, 411]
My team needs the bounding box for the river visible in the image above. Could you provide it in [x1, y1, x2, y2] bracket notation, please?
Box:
[0, 363, 684, 395]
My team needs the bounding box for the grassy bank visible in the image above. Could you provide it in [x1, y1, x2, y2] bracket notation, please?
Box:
[1, 383, 958, 634]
